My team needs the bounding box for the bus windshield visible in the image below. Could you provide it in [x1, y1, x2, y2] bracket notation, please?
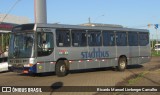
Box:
[9, 32, 34, 58]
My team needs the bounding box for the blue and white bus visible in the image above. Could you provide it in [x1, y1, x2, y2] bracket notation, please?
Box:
[0, 30, 9, 72]
[8, 23, 151, 77]
[0, 23, 16, 72]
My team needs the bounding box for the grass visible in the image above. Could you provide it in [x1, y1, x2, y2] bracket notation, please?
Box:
[151, 50, 160, 56]
[128, 71, 149, 85]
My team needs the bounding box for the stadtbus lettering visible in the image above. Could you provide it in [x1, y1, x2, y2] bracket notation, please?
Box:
[81, 48, 109, 59]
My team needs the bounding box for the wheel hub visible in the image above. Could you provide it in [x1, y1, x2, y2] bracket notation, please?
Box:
[120, 61, 126, 69]
[60, 65, 66, 72]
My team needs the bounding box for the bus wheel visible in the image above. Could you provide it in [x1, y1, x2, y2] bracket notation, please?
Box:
[55, 60, 68, 77]
[117, 57, 127, 71]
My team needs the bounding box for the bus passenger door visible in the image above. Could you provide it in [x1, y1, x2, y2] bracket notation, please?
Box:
[36, 29, 55, 73]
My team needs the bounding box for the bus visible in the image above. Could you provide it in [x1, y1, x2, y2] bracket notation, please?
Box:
[0, 31, 9, 72]
[0, 31, 10, 57]
[8, 23, 151, 77]
[0, 23, 18, 72]
[0, 25, 11, 72]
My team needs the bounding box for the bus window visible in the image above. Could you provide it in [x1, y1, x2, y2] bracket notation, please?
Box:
[116, 32, 127, 46]
[139, 32, 149, 46]
[128, 32, 138, 46]
[37, 32, 54, 57]
[88, 31, 102, 46]
[103, 31, 115, 46]
[56, 29, 71, 47]
[72, 30, 87, 47]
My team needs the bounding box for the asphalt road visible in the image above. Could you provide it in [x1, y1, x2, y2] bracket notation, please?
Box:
[0, 57, 160, 95]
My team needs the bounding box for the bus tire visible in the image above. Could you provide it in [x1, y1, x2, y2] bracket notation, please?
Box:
[55, 60, 68, 77]
[117, 57, 127, 71]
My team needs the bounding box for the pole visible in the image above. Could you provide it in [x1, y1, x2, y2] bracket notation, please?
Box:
[156, 29, 158, 54]
[152, 34, 153, 49]
[2, 33, 3, 52]
[88, 17, 91, 24]
[34, 0, 47, 24]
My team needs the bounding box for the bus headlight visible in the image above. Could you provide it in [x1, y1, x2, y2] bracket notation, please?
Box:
[8, 64, 12, 67]
[29, 58, 35, 64]
[24, 64, 33, 67]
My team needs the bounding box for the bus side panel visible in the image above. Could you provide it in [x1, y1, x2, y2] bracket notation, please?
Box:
[86, 47, 101, 69]
[69, 47, 87, 70]
[117, 46, 129, 63]
[129, 46, 139, 65]
[36, 54, 56, 73]
[54, 46, 119, 70]
[139, 45, 151, 64]
[54, 47, 85, 70]
[100, 46, 117, 67]
[36, 62, 45, 73]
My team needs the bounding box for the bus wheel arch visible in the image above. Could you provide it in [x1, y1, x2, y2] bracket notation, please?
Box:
[55, 58, 69, 77]
[117, 55, 127, 71]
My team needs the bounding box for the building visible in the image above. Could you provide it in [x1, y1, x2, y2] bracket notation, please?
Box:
[0, 14, 30, 24]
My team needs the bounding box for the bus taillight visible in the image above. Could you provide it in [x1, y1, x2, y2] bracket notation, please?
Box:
[23, 70, 29, 74]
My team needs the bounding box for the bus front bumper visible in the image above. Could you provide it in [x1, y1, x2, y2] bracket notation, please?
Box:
[10, 64, 36, 74]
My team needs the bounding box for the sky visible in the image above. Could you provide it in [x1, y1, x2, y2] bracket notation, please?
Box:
[0, 0, 160, 39]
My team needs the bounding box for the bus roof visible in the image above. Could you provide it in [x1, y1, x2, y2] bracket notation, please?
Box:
[13, 23, 149, 32]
